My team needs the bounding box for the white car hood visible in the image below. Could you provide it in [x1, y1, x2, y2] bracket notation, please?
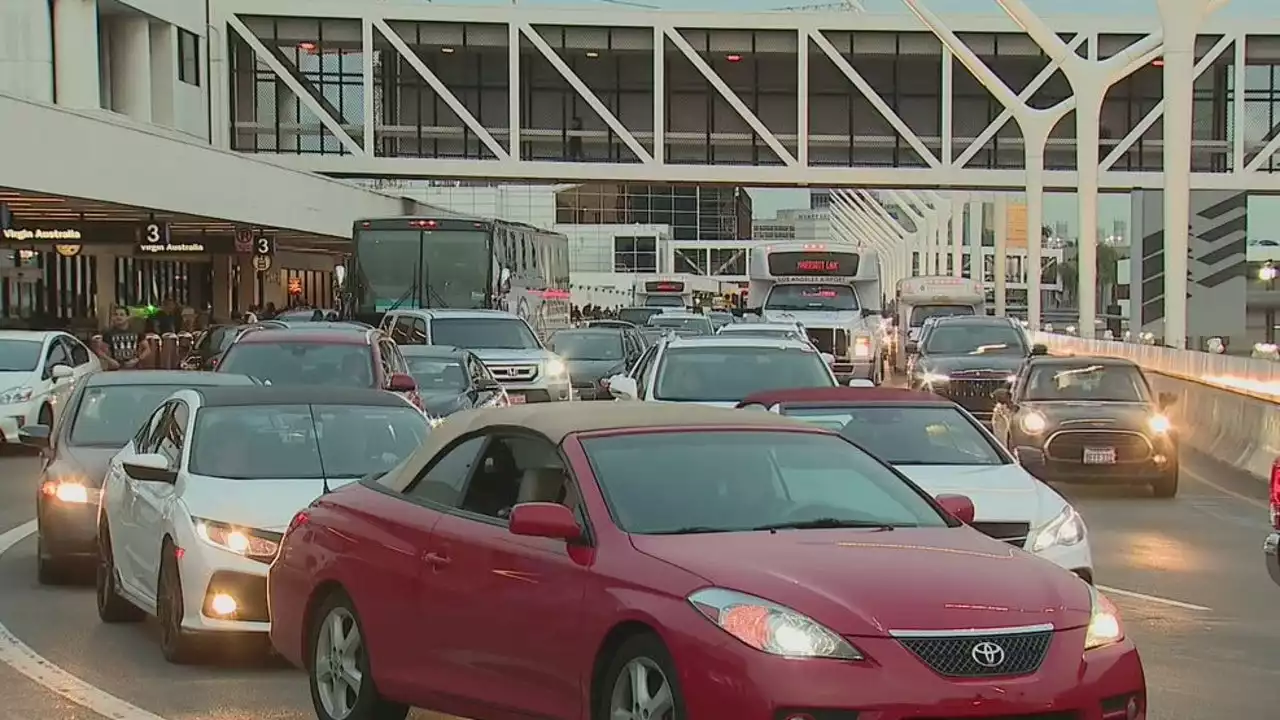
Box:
[895, 463, 1066, 524]
[180, 475, 327, 533]
[0, 371, 35, 394]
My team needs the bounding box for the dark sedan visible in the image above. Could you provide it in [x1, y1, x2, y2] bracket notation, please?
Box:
[547, 328, 637, 399]
[907, 316, 1044, 423]
[399, 345, 508, 417]
[991, 356, 1179, 497]
[20, 371, 258, 584]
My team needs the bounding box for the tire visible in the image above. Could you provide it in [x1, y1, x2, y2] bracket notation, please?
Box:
[307, 590, 408, 720]
[96, 520, 145, 623]
[1151, 467, 1179, 499]
[36, 536, 70, 585]
[157, 543, 201, 664]
[594, 633, 685, 720]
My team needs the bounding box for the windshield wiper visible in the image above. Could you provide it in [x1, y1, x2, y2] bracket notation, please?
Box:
[751, 518, 897, 531]
[647, 526, 730, 535]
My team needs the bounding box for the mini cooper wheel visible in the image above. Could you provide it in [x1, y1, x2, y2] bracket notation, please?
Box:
[597, 633, 685, 720]
[95, 521, 144, 623]
[308, 591, 408, 720]
[1152, 467, 1179, 499]
[157, 544, 201, 664]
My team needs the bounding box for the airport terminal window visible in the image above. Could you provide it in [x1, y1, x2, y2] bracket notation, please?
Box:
[614, 237, 657, 273]
[178, 30, 200, 86]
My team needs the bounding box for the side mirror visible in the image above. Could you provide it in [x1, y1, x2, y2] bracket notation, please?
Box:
[50, 364, 74, 380]
[860, 308, 873, 318]
[936, 493, 976, 524]
[730, 308, 744, 317]
[388, 373, 418, 393]
[477, 377, 503, 391]
[991, 388, 1013, 405]
[848, 378, 875, 388]
[1030, 343, 1049, 356]
[122, 453, 177, 484]
[508, 502, 582, 542]
[820, 352, 835, 366]
[18, 424, 51, 450]
[881, 308, 893, 318]
[904, 341, 919, 355]
[1157, 391, 1177, 408]
[606, 375, 638, 400]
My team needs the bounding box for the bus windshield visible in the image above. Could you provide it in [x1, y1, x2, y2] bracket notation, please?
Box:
[355, 229, 490, 310]
[643, 295, 684, 308]
[764, 284, 858, 312]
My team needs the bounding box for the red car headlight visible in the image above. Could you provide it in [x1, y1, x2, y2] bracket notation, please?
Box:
[688, 587, 864, 660]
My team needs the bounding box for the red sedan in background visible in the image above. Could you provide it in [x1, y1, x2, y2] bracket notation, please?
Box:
[268, 403, 1145, 720]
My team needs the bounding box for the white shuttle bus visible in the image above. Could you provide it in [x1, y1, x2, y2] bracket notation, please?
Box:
[744, 242, 885, 384]
[891, 276, 985, 372]
[634, 278, 691, 308]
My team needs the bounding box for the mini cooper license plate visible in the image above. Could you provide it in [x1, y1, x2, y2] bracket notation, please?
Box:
[1083, 447, 1116, 464]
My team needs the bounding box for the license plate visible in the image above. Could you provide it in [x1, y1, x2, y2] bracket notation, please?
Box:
[507, 393, 526, 405]
[1082, 447, 1116, 465]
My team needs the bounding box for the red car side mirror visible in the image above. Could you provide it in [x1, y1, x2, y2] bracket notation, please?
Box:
[936, 494, 976, 524]
[509, 503, 582, 542]
[388, 373, 417, 393]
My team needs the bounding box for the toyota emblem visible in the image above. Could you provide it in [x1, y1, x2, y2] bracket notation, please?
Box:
[970, 641, 1006, 668]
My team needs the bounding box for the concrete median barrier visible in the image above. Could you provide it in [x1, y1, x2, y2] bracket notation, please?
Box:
[1145, 373, 1280, 482]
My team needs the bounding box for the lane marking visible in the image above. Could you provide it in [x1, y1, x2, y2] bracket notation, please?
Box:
[1095, 583, 1212, 612]
[0, 520, 168, 720]
[1182, 465, 1269, 511]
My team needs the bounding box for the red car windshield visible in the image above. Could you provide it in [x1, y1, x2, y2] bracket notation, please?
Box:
[582, 430, 949, 535]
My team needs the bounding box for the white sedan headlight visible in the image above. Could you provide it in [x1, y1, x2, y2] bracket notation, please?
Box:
[0, 386, 33, 405]
[1084, 586, 1124, 650]
[1030, 506, 1086, 552]
[194, 518, 280, 560]
[544, 358, 567, 378]
[689, 587, 863, 660]
[1020, 412, 1048, 434]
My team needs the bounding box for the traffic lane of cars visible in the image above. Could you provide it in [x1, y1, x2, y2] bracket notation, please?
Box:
[1052, 449, 1276, 720]
[0, 447, 1272, 720]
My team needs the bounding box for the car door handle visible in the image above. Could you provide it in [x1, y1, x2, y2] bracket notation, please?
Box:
[423, 551, 451, 568]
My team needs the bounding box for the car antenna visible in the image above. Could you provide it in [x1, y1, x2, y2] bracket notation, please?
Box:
[306, 404, 332, 494]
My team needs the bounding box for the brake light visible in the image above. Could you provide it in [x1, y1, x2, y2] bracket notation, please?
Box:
[1270, 458, 1280, 530]
[287, 511, 310, 535]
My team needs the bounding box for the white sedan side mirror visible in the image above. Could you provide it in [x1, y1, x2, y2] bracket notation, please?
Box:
[51, 364, 74, 380]
[606, 375, 638, 401]
[820, 353, 835, 365]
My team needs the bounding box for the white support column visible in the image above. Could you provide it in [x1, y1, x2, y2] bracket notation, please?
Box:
[887, 190, 928, 280]
[109, 14, 152, 122]
[1157, 0, 1214, 349]
[148, 22, 175, 127]
[53, 0, 100, 109]
[968, 199, 984, 283]
[1025, 140, 1046, 330]
[1076, 88, 1101, 339]
[993, 194, 1009, 316]
[950, 195, 965, 277]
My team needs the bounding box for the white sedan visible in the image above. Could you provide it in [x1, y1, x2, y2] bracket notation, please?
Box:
[740, 388, 1094, 582]
[95, 386, 430, 663]
[0, 330, 99, 445]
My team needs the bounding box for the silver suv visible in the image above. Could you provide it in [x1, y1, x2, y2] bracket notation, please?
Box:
[381, 309, 570, 403]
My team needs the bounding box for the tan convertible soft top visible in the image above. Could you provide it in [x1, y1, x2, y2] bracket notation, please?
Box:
[379, 402, 815, 492]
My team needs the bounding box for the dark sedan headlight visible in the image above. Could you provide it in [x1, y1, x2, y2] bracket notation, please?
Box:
[40, 478, 98, 504]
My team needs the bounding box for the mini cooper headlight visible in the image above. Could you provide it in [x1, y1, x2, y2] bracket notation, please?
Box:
[688, 587, 863, 660]
[1148, 414, 1171, 433]
[1020, 412, 1048, 434]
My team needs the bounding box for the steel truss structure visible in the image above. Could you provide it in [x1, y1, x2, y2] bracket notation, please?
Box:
[213, 0, 1280, 191]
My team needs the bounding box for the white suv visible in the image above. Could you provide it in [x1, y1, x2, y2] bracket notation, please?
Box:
[381, 309, 571, 403]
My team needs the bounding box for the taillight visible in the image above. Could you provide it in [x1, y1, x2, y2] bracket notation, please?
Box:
[287, 511, 310, 535]
[1270, 458, 1280, 530]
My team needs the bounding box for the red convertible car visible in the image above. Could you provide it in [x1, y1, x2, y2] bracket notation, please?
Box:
[268, 403, 1144, 720]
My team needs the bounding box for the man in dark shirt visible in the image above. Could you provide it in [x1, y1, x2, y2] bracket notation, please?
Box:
[92, 306, 152, 370]
[154, 297, 180, 334]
